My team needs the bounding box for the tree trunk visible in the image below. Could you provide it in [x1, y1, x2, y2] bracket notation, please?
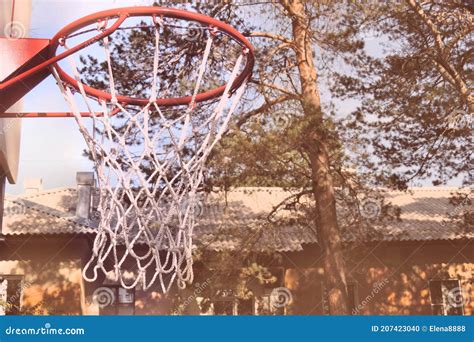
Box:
[281, 0, 349, 314]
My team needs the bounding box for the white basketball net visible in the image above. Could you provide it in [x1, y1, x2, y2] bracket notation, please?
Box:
[52, 21, 248, 292]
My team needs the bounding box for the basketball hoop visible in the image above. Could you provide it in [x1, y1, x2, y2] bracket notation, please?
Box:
[0, 7, 254, 292]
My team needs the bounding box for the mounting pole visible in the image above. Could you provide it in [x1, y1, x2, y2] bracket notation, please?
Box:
[0, 176, 6, 241]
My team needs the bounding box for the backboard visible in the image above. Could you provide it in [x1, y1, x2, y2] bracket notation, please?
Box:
[0, 0, 31, 184]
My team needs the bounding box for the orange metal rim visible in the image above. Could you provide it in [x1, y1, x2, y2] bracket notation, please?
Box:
[50, 6, 255, 107]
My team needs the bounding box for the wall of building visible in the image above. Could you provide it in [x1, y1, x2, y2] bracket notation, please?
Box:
[0, 236, 88, 315]
[283, 241, 474, 315]
[1, 237, 473, 316]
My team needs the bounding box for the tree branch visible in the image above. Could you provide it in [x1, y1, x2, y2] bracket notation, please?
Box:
[406, 0, 474, 112]
[251, 80, 299, 97]
[235, 94, 297, 128]
[249, 31, 294, 47]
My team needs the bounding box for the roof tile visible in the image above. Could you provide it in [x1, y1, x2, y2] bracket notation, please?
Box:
[3, 187, 472, 250]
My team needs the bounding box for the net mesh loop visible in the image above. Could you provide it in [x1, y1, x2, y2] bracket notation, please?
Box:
[52, 21, 248, 292]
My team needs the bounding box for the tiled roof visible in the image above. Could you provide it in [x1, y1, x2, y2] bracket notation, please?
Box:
[3, 189, 96, 236]
[376, 188, 472, 241]
[192, 188, 316, 251]
[2, 187, 472, 251]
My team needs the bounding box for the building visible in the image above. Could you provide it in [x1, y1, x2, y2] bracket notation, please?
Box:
[0, 174, 472, 315]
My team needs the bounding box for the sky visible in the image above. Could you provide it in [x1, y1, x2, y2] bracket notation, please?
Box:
[6, 0, 152, 194]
